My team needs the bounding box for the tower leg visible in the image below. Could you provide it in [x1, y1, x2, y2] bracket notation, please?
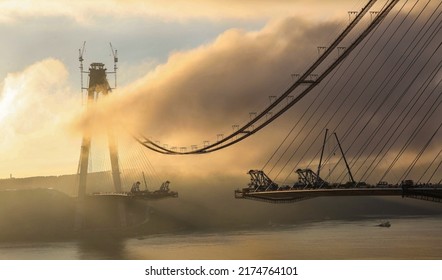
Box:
[78, 136, 91, 199]
[108, 129, 127, 228]
[75, 135, 91, 231]
[108, 129, 122, 193]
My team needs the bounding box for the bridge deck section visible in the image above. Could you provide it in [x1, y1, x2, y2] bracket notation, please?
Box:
[235, 187, 442, 203]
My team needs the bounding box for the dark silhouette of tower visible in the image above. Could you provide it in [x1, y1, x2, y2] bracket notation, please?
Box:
[75, 44, 124, 230]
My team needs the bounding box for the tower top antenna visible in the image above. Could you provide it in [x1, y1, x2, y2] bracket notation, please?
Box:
[109, 42, 118, 88]
[110, 42, 118, 64]
[79, 41, 86, 62]
[78, 41, 87, 104]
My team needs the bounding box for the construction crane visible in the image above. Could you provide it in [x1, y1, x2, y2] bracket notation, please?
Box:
[109, 42, 118, 88]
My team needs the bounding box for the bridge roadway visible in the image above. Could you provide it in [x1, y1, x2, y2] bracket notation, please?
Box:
[234, 186, 442, 203]
[88, 190, 178, 200]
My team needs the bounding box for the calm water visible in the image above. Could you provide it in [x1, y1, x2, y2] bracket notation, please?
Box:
[1, 216, 441, 260]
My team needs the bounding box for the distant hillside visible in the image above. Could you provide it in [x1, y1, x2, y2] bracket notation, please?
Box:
[0, 171, 137, 196]
[0, 174, 78, 196]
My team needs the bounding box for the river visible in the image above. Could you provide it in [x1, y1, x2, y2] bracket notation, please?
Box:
[1, 215, 441, 260]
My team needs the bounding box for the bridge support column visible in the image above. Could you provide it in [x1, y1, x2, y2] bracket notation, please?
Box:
[76, 62, 127, 230]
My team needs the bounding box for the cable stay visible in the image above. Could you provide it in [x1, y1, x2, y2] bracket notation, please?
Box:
[235, 0, 442, 203]
[272, 0, 441, 188]
[264, 0, 413, 183]
[88, 134, 179, 200]
[242, 129, 356, 192]
[330, 0, 442, 185]
[136, 0, 398, 155]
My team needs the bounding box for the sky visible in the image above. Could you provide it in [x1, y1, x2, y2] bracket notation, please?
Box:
[0, 0, 440, 187]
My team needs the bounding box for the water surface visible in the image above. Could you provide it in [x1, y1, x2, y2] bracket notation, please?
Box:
[1, 216, 441, 260]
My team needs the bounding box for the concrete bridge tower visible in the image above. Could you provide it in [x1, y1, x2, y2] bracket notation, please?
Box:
[75, 44, 125, 230]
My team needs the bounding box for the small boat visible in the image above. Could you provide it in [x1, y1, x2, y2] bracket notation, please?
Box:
[377, 221, 391, 227]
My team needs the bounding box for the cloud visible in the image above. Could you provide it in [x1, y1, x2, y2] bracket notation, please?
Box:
[75, 17, 337, 149]
[0, 0, 354, 24]
[0, 58, 80, 177]
[73, 3, 442, 185]
[65, 16, 341, 182]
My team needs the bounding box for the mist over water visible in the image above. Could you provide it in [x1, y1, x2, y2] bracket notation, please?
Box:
[1, 216, 442, 260]
[0, 174, 441, 259]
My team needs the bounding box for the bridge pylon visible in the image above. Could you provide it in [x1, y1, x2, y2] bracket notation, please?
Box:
[74, 46, 126, 230]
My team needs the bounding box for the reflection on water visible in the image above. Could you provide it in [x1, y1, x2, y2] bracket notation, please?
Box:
[124, 216, 442, 260]
[1, 216, 441, 260]
[0, 242, 78, 260]
[77, 236, 126, 260]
